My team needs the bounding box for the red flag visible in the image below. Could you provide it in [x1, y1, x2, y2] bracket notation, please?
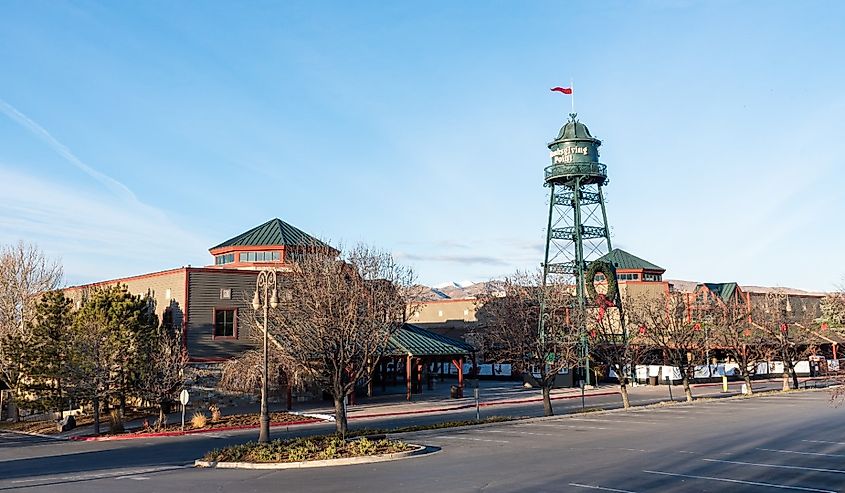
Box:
[551, 86, 573, 94]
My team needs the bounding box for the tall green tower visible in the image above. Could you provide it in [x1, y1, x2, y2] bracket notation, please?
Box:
[541, 113, 614, 385]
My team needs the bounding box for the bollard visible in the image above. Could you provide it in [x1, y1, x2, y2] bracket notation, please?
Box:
[721, 375, 728, 393]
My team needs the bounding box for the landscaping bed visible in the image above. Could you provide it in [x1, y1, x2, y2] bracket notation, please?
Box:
[87, 411, 319, 438]
[202, 435, 411, 463]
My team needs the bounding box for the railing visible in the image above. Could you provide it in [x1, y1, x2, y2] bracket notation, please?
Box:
[544, 162, 607, 182]
[551, 226, 608, 240]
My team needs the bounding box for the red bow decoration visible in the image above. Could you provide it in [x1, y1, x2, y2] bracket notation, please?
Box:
[744, 329, 752, 337]
[693, 323, 701, 331]
[822, 322, 829, 331]
[595, 293, 616, 322]
[638, 326, 647, 335]
[780, 323, 788, 333]
[589, 330, 596, 339]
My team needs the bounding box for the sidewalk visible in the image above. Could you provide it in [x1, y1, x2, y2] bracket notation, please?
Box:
[39, 375, 834, 440]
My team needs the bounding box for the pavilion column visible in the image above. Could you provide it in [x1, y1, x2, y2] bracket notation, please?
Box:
[452, 357, 464, 398]
[381, 359, 387, 392]
[406, 355, 413, 401]
[417, 359, 424, 395]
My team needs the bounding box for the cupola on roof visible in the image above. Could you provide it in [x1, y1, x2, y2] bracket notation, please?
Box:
[552, 113, 601, 143]
[210, 218, 330, 251]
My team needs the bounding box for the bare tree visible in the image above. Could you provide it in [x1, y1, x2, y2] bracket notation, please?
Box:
[712, 302, 767, 395]
[627, 292, 706, 402]
[263, 244, 414, 437]
[136, 323, 187, 429]
[754, 291, 817, 391]
[476, 270, 580, 416]
[590, 302, 647, 409]
[0, 242, 62, 421]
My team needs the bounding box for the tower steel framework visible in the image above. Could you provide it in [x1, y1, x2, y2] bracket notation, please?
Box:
[540, 113, 614, 386]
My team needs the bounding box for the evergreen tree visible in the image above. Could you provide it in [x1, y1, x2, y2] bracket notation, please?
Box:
[23, 290, 73, 415]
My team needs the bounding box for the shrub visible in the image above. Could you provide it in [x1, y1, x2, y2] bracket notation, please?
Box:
[191, 411, 208, 429]
[208, 404, 221, 423]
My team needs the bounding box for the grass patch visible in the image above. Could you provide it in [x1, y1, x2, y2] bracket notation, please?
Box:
[203, 435, 411, 463]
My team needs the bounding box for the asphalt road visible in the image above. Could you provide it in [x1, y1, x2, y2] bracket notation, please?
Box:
[1, 386, 842, 492]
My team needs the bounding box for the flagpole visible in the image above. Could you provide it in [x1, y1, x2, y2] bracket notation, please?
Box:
[571, 78, 575, 114]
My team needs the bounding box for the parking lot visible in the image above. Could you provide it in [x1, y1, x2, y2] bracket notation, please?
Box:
[2, 388, 843, 492]
[400, 391, 845, 492]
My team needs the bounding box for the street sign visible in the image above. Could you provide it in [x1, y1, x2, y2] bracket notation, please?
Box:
[179, 389, 189, 431]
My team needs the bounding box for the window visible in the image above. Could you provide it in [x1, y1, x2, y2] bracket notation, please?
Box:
[165, 288, 172, 300]
[220, 288, 231, 300]
[238, 251, 281, 263]
[214, 309, 236, 337]
[215, 253, 235, 265]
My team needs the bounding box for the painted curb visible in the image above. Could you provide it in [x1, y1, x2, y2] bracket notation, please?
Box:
[68, 418, 322, 442]
[194, 444, 435, 469]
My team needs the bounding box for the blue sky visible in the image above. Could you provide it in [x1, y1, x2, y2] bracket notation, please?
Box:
[1, 1, 843, 291]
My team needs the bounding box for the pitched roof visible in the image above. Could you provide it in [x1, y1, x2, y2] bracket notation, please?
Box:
[384, 324, 474, 357]
[211, 218, 330, 251]
[700, 282, 740, 303]
[596, 248, 664, 272]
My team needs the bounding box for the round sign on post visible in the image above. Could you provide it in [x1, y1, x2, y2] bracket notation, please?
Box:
[180, 389, 189, 405]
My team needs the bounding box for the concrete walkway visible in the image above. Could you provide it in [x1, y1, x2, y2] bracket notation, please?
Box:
[28, 375, 835, 439]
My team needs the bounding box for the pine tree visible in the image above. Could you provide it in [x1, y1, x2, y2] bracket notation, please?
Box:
[23, 290, 73, 416]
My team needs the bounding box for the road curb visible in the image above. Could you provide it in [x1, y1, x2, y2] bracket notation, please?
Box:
[194, 444, 435, 469]
[0, 428, 69, 441]
[68, 418, 322, 442]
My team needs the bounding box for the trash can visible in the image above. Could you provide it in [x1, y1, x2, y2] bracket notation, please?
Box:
[450, 385, 463, 398]
[648, 376, 658, 386]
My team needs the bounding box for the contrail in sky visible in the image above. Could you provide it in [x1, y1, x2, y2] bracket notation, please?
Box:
[0, 98, 139, 204]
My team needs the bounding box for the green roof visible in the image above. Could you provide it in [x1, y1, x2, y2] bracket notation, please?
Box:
[701, 282, 740, 303]
[596, 248, 664, 272]
[552, 115, 600, 142]
[384, 324, 474, 357]
[211, 218, 330, 251]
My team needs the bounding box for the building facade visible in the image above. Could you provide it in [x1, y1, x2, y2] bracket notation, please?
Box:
[65, 218, 328, 361]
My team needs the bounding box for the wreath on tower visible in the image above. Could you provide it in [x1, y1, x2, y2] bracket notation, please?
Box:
[585, 260, 618, 305]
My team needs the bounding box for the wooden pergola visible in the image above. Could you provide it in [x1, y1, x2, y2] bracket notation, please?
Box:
[378, 323, 475, 401]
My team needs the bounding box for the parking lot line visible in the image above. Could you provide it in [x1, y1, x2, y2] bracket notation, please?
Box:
[703, 458, 845, 474]
[569, 483, 638, 492]
[803, 439, 845, 446]
[568, 417, 663, 425]
[757, 448, 845, 458]
[486, 430, 559, 437]
[523, 423, 609, 430]
[430, 436, 510, 443]
[643, 470, 836, 492]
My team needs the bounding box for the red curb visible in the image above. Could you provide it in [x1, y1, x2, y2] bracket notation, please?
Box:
[67, 419, 320, 442]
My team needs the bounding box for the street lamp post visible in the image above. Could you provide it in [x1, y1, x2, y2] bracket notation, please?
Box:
[252, 269, 279, 443]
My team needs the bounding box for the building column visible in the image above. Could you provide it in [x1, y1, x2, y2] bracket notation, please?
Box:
[406, 355, 413, 401]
